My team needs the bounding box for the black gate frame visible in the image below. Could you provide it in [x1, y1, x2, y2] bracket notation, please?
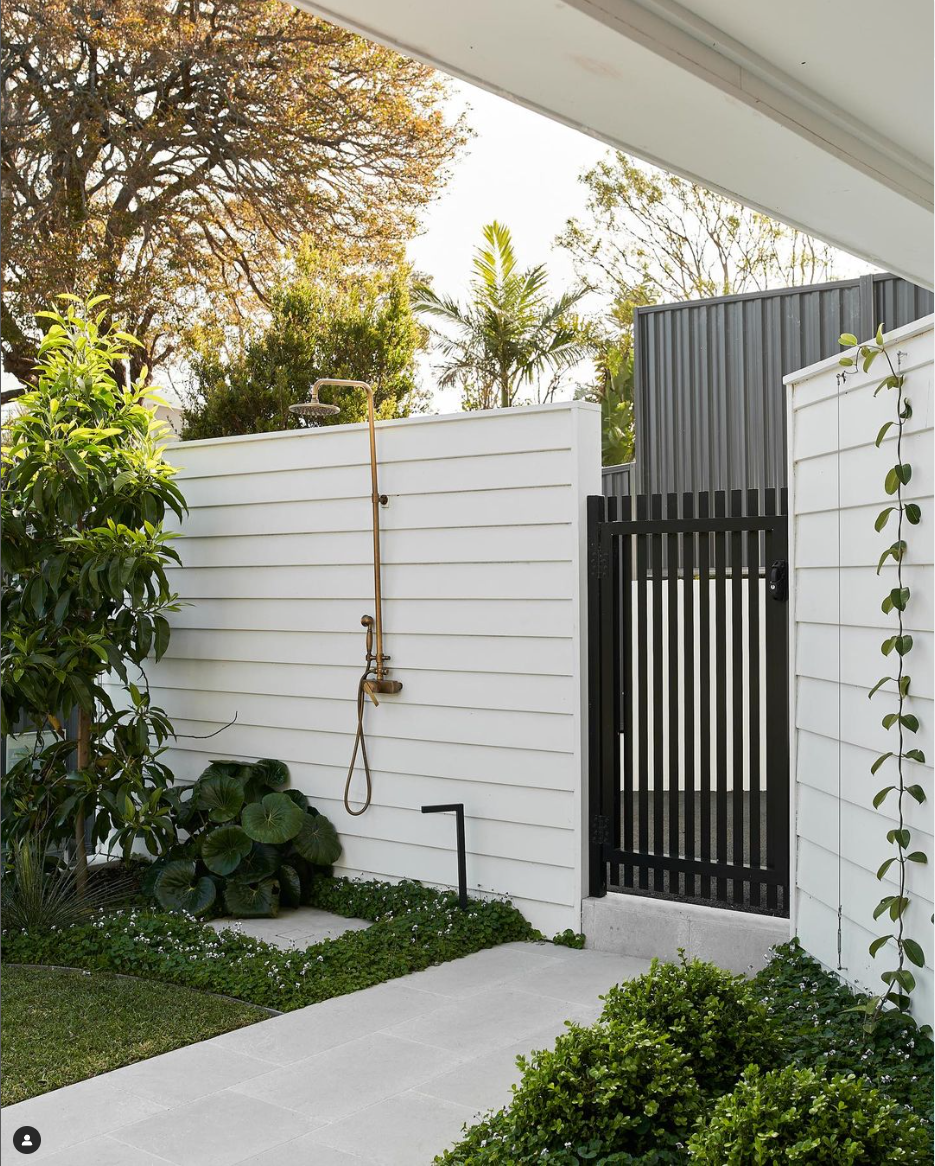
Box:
[587, 491, 790, 915]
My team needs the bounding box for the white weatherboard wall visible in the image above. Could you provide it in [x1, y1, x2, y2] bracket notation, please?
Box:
[787, 317, 934, 1026]
[154, 402, 601, 935]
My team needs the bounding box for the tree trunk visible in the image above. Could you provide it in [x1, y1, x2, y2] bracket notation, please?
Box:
[500, 373, 510, 410]
[0, 301, 39, 390]
[74, 706, 91, 896]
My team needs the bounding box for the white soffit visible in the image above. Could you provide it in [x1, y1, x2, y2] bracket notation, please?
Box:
[294, 0, 934, 288]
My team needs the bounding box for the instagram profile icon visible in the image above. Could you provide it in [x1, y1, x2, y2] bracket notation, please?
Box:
[13, 1126, 41, 1154]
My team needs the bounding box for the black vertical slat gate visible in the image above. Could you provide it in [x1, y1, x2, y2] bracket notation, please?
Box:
[587, 489, 790, 916]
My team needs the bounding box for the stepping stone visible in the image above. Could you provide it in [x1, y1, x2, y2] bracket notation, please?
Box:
[206, 907, 370, 951]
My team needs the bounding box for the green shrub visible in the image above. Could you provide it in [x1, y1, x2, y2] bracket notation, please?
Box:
[3, 878, 535, 1011]
[754, 939, 933, 1121]
[437, 1021, 700, 1165]
[146, 758, 340, 918]
[600, 954, 780, 1093]
[1, 299, 186, 871]
[687, 1065, 931, 1164]
[552, 928, 586, 949]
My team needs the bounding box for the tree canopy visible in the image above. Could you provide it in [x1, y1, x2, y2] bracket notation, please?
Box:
[182, 249, 426, 439]
[413, 221, 588, 410]
[559, 152, 839, 308]
[1, 297, 185, 883]
[560, 152, 844, 465]
[1, 0, 463, 392]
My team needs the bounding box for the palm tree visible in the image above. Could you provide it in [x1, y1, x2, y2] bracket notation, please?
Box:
[413, 221, 589, 409]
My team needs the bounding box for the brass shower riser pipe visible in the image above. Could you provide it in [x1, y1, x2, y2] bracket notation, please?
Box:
[300, 378, 396, 685]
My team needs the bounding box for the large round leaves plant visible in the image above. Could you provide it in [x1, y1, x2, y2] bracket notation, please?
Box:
[153, 859, 217, 915]
[151, 758, 341, 918]
[201, 825, 252, 876]
[242, 792, 305, 844]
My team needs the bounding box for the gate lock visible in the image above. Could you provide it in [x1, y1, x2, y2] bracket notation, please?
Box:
[768, 559, 789, 602]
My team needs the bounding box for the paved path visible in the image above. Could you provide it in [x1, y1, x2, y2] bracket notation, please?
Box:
[1, 943, 650, 1165]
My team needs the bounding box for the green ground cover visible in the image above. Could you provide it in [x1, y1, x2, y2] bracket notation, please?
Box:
[2, 877, 535, 1012]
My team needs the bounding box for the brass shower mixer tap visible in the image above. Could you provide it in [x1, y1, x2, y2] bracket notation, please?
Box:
[360, 615, 401, 705]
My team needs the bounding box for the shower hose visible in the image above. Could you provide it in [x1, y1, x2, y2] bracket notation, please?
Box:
[344, 663, 377, 816]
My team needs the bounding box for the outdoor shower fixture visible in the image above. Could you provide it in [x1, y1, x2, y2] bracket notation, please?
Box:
[289, 380, 402, 816]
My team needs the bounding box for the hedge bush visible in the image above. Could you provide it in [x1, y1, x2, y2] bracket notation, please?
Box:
[2, 877, 534, 1011]
[600, 954, 780, 1094]
[687, 1065, 931, 1164]
[437, 1020, 700, 1165]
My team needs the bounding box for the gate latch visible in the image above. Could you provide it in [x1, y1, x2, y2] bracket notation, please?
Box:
[768, 559, 788, 602]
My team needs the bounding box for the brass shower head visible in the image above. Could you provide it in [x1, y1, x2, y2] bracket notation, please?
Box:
[289, 380, 341, 418]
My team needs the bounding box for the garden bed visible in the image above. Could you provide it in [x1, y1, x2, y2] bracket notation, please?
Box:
[1, 964, 265, 1106]
[2, 876, 536, 1012]
[436, 940, 934, 1164]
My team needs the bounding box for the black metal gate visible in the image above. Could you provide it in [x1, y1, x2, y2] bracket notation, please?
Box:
[587, 490, 790, 916]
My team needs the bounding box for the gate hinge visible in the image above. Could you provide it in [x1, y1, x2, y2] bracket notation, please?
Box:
[588, 542, 609, 580]
[590, 814, 611, 846]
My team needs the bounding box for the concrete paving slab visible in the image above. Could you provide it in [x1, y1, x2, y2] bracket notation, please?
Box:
[304, 1090, 477, 1166]
[385, 983, 595, 1057]
[237, 1137, 376, 1166]
[417, 1018, 582, 1114]
[39, 1134, 181, 1166]
[209, 980, 448, 1066]
[399, 939, 570, 998]
[519, 950, 651, 1007]
[0, 1077, 167, 1162]
[114, 1042, 273, 1107]
[230, 1032, 462, 1121]
[113, 1091, 316, 1166]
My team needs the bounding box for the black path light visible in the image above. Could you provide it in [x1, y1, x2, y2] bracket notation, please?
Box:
[421, 803, 468, 910]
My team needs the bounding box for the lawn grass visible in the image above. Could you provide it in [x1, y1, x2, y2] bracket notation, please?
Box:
[1, 964, 266, 1106]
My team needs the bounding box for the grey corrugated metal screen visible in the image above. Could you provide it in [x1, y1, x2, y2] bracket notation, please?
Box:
[630, 273, 933, 495]
[601, 461, 634, 498]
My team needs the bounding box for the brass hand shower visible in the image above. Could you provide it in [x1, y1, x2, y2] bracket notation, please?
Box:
[289, 380, 401, 815]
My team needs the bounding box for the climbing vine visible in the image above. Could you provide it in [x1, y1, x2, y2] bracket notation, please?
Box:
[838, 326, 927, 1025]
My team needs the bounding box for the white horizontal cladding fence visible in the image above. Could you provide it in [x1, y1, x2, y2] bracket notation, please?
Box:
[155, 402, 601, 935]
[786, 317, 934, 1027]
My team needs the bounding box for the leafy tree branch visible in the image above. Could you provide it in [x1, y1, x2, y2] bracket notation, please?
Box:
[1, 0, 465, 387]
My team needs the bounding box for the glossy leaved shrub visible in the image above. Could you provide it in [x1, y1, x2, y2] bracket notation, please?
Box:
[687, 1065, 932, 1164]
[599, 954, 780, 1094]
[437, 1020, 700, 1165]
